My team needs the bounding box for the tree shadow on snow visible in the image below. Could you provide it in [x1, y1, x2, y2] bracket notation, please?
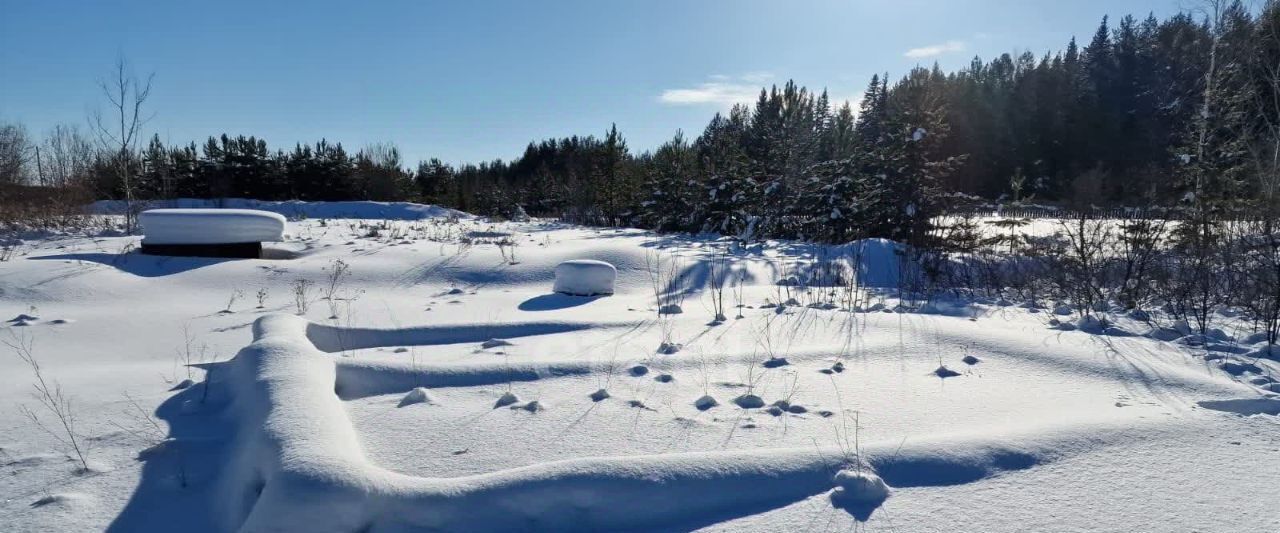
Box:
[108, 362, 235, 532]
[518, 293, 604, 311]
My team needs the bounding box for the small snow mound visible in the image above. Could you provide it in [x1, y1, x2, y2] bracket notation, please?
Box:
[1220, 361, 1262, 376]
[553, 259, 616, 296]
[494, 391, 520, 408]
[1148, 327, 1183, 341]
[1075, 315, 1108, 333]
[694, 395, 719, 410]
[1246, 345, 1280, 360]
[658, 304, 684, 315]
[1053, 305, 1073, 316]
[934, 365, 961, 378]
[1241, 331, 1271, 345]
[732, 394, 765, 409]
[830, 469, 891, 507]
[589, 388, 610, 402]
[398, 387, 438, 407]
[626, 399, 653, 410]
[762, 357, 790, 368]
[517, 400, 545, 412]
[481, 338, 513, 349]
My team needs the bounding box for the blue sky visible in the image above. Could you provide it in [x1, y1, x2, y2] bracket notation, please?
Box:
[2, 0, 1186, 166]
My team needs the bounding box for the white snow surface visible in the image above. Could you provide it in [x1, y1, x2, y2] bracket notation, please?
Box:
[139, 208, 287, 245]
[552, 259, 616, 296]
[0, 210, 1277, 532]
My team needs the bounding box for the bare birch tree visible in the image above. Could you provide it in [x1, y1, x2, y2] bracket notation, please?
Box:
[90, 56, 154, 233]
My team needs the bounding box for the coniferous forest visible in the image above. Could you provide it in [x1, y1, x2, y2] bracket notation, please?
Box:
[5, 4, 1280, 244]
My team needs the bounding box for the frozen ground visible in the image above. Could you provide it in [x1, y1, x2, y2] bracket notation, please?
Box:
[0, 205, 1277, 531]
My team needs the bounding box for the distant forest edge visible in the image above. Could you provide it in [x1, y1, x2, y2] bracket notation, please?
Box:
[4, 2, 1280, 243]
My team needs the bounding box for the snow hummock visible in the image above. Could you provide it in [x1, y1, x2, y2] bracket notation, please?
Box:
[552, 259, 616, 296]
[480, 338, 513, 349]
[397, 387, 438, 407]
[139, 208, 286, 245]
[732, 394, 766, 409]
[830, 468, 891, 506]
[494, 391, 520, 408]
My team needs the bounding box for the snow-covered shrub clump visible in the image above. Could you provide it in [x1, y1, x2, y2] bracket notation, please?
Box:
[553, 259, 616, 296]
[830, 468, 891, 506]
[140, 208, 286, 244]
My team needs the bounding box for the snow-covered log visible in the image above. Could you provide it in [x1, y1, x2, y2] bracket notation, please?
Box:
[553, 259, 616, 296]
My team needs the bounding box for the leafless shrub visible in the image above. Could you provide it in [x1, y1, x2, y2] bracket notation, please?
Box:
[707, 245, 730, 323]
[5, 332, 90, 473]
[222, 288, 245, 313]
[292, 279, 315, 315]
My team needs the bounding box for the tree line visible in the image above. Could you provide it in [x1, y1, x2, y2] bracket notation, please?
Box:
[4, 1, 1280, 243]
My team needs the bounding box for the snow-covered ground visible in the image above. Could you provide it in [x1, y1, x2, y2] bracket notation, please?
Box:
[0, 205, 1277, 532]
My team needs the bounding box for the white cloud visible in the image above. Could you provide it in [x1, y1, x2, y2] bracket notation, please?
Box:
[659, 72, 775, 107]
[904, 40, 966, 59]
[660, 83, 760, 106]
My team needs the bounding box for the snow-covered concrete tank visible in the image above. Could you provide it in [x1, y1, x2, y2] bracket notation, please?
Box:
[553, 259, 616, 296]
[139, 208, 286, 258]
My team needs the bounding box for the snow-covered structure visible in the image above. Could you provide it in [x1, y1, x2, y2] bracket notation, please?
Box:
[552, 259, 616, 296]
[139, 208, 286, 258]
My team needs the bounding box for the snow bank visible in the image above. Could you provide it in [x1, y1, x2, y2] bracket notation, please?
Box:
[92, 198, 466, 221]
[215, 313, 1060, 531]
[553, 259, 616, 296]
[139, 209, 286, 245]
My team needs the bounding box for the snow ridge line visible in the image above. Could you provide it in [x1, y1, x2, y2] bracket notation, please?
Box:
[219, 314, 1055, 532]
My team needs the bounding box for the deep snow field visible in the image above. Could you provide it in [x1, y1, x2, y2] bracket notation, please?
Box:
[1, 204, 1278, 532]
